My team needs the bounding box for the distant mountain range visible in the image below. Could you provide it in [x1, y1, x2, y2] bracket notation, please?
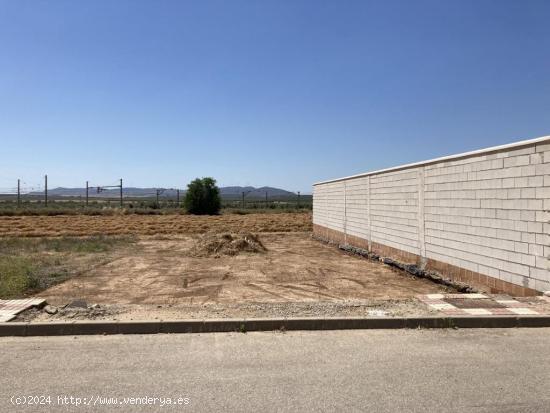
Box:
[29, 186, 302, 199]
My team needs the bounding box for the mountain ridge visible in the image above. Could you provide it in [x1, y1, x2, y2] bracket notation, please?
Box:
[29, 186, 303, 198]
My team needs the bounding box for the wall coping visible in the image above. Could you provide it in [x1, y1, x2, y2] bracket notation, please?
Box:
[313, 135, 550, 186]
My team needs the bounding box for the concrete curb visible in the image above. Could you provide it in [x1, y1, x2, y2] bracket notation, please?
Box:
[1, 316, 550, 337]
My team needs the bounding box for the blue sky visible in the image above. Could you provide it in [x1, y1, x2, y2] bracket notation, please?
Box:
[1, 0, 549, 194]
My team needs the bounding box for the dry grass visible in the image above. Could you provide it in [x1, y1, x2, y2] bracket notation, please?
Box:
[188, 232, 267, 257]
[0, 236, 135, 299]
[0, 212, 311, 237]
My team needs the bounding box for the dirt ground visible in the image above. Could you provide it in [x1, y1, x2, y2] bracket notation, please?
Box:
[24, 232, 451, 321]
[0, 212, 311, 237]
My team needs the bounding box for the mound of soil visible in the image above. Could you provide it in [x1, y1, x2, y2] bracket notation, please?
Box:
[189, 233, 267, 257]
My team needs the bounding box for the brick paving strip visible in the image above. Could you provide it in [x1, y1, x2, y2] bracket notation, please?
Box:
[417, 293, 547, 316]
[0, 299, 46, 322]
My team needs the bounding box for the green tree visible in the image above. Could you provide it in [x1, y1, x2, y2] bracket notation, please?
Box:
[184, 177, 221, 215]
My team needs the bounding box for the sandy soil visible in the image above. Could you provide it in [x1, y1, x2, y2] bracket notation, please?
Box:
[21, 300, 439, 322]
[0, 212, 311, 237]
[22, 232, 452, 321]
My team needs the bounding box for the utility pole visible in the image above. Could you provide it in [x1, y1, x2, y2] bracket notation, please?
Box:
[44, 175, 48, 206]
[119, 179, 123, 208]
[86, 181, 89, 207]
[176, 189, 180, 208]
[241, 190, 252, 209]
[17, 179, 20, 207]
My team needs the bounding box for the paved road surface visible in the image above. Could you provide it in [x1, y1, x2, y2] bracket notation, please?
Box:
[1, 329, 550, 412]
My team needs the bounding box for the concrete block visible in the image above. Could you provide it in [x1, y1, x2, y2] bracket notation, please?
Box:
[498, 261, 530, 277]
[522, 233, 536, 243]
[529, 244, 544, 256]
[529, 176, 544, 187]
[516, 316, 550, 328]
[0, 323, 27, 337]
[502, 178, 515, 188]
[118, 321, 161, 334]
[514, 242, 529, 254]
[283, 318, 326, 331]
[201, 319, 245, 333]
[536, 142, 550, 152]
[26, 322, 74, 336]
[520, 165, 536, 176]
[536, 187, 550, 199]
[504, 155, 530, 167]
[496, 229, 522, 242]
[520, 188, 536, 199]
[536, 256, 550, 270]
[530, 153, 543, 164]
[520, 210, 536, 221]
[507, 146, 536, 157]
[451, 316, 518, 328]
[244, 319, 287, 332]
[536, 233, 550, 245]
[507, 188, 520, 199]
[72, 321, 119, 335]
[513, 177, 528, 187]
[530, 267, 550, 282]
[536, 163, 550, 175]
[521, 254, 536, 267]
[528, 221, 543, 233]
[535, 279, 550, 291]
[514, 221, 528, 232]
[160, 320, 205, 334]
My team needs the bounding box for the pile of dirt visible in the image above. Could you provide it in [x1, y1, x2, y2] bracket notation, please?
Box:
[189, 232, 267, 257]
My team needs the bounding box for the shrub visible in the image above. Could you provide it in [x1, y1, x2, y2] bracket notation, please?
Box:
[184, 177, 221, 215]
[0, 256, 37, 298]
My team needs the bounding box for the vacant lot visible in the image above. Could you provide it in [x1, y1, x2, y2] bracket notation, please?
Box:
[43, 233, 445, 305]
[0, 212, 311, 237]
[1, 212, 454, 321]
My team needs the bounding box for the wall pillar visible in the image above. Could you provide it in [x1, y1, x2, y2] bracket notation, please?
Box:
[417, 167, 426, 268]
[343, 181, 348, 245]
[367, 176, 372, 251]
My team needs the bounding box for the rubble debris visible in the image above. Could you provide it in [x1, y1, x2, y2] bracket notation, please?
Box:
[67, 299, 88, 309]
[313, 234, 477, 293]
[44, 305, 58, 315]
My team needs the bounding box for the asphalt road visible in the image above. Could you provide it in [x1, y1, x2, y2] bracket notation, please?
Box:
[1, 329, 550, 412]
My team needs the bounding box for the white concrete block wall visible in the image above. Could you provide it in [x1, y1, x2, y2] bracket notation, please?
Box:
[313, 136, 550, 293]
[312, 181, 345, 233]
[344, 176, 369, 241]
[370, 169, 419, 255]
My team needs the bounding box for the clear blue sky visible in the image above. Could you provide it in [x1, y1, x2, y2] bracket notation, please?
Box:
[1, 0, 549, 194]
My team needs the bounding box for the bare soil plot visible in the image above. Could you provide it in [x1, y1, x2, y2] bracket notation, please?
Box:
[40, 233, 447, 310]
[0, 212, 312, 237]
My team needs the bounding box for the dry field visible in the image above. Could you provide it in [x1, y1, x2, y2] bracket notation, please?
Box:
[0, 212, 311, 237]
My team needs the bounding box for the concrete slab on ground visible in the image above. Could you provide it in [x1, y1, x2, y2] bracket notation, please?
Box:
[0, 299, 45, 322]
